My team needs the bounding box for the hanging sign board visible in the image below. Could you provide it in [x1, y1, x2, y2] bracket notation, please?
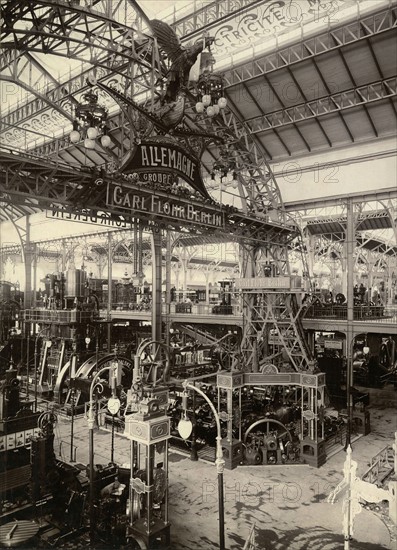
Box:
[46, 207, 134, 228]
[106, 183, 224, 229]
[121, 140, 210, 199]
[324, 340, 343, 350]
[235, 276, 292, 289]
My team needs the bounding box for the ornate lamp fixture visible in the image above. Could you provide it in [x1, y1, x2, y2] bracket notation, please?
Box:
[70, 87, 111, 149]
[211, 147, 238, 188]
[195, 51, 227, 117]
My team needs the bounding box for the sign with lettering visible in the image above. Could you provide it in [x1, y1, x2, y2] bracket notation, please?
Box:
[47, 207, 134, 228]
[106, 183, 224, 229]
[202, 0, 358, 60]
[234, 276, 303, 289]
[121, 140, 210, 199]
[234, 276, 292, 289]
[324, 340, 343, 350]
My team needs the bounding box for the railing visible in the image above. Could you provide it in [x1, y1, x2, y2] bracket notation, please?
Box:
[173, 303, 242, 316]
[108, 301, 396, 324]
[362, 444, 395, 485]
[24, 308, 94, 323]
[304, 304, 396, 322]
[175, 303, 192, 314]
[111, 302, 151, 312]
[23, 301, 396, 324]
[107, 303, 243, 316]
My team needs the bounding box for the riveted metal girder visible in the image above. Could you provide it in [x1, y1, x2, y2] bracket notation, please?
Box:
[0, 150, 297, 246]
[284, 188, 397, 211]
[223, 7, 397, 88]
[1, 0, 153, 70]
[0, 0, 160, 150]
[172, 0, 263, 38]
[240, 77, 397, 134]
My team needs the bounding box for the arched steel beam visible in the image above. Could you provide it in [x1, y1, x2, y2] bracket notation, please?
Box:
[377, 200, 397, 244]
[129, 0, 153, 28]
[1, 29, 147, 65]
[222, 7, 397, 89]
[242, 78, 397, 135]
[1, 0, 153, 68]
[0, 0, 159, 133]
[0, 75, 74, 123]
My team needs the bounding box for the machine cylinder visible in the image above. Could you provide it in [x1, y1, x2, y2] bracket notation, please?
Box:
[64, 268, 87, 297]
[0, 282, 12, 302]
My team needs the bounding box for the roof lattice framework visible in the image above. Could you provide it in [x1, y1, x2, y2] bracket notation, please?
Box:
[0, 0, 396, 261]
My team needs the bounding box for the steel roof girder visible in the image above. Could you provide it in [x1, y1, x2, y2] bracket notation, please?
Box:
[1, 74, 73, 125]
[244, 77, 397, 133]
[1, 8, 158, 128]
[2, 25, 137, 62]
[172, 0, 261, 38]
[0, 55, 150, 124]
[1, 0, 150, 54]
[223, 7, 397, 88]
[218, 109, 285, 214]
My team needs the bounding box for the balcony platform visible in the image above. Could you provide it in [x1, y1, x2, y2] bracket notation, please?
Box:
[108, 305, 396, 334]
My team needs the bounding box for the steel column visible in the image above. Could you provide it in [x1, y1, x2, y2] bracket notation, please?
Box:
[345, 198, 355, 448]
[151, 228, 163, 343]
[107, 232, 112, 352]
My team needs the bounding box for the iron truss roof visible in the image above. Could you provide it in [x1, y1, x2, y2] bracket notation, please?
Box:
[0, 240, 239, 269]
[284, 187, 397, 259]
[0, 0, 396, 229]
[220, 5, 397, 161]
[2, 2, 395, 162]
[305, 209, 393, 235]
[356, 234, 397, 256]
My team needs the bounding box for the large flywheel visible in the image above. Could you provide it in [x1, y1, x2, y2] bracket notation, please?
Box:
[135, 340, 171, 386]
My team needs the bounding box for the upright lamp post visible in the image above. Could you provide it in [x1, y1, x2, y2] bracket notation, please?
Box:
[87, 362, 120, 540]
[26, 324, 30, 398]
[33, 327, 51, 411]
[345, 338, 352, 450]
[345, 335, 370, 450]
[178, 380, 225, 550]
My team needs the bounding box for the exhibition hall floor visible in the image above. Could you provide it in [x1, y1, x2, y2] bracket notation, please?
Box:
[54, 386, 396, 550]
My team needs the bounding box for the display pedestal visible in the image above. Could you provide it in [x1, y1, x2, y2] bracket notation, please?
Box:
[352, 407, 371, 435]
[127, 518, 171, 549]
[301, 437, 326, 468]
[123, 394, 171, 549]
[221, 439, 243, 470]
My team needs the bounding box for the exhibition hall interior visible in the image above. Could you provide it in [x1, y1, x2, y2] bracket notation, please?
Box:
[0, 0, 396, 548]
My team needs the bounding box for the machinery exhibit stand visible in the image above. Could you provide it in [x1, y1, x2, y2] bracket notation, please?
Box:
[217, 369, 327, 469]
[123, 393, 171, 550]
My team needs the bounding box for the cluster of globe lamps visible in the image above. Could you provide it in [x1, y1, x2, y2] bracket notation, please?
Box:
[195, 95, 228, 116]
[70, 125, 111, 150]
[70, 94, 228, 147]
[69, 82, 111, 150]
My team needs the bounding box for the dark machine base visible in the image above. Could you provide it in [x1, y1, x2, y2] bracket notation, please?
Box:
[300, 438, 327, 468]
[352, 407, 371, 435]
[221, 439, 243, 470]
[127, 518, 171, 549]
